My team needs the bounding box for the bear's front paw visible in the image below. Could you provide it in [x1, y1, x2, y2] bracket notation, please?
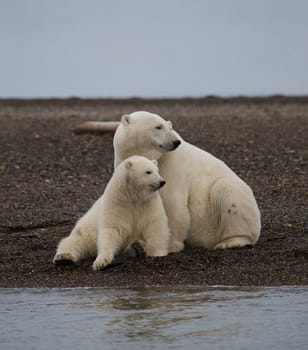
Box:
[168, 240, 184, 253]
[92, 256, 112, 271]
[53, 253, 76, 266]
[129, 240, 147, 258]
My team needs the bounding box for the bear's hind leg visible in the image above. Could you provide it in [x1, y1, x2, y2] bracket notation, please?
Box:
[53, 252, 76, 266]
[209, 177, 261, 250]
[53, 235, 82, 265]
[53, 227, 97, 265]
[214, 236, 253, 250]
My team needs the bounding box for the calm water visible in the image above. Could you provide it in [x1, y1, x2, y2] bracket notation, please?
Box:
[0, 286, 307, 350]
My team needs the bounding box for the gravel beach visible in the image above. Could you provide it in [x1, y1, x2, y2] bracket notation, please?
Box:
[0, 97, 307, 287]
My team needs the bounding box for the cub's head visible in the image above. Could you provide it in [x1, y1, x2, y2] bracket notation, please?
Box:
[122, 156, 166, 199]
[113, 111, 181, 167]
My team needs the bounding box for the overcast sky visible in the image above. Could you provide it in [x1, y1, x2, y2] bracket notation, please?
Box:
[0, 0, 307, 98]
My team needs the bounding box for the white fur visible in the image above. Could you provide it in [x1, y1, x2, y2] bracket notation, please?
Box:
[53, 155, 170, 270]
[113, 111, 261, 252]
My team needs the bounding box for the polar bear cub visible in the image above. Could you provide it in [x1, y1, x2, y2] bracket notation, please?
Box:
[53, 155, 170, 270]
[113, 111, 261, 252]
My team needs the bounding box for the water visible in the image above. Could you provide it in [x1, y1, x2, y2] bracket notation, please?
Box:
[0, 286, 307, 350]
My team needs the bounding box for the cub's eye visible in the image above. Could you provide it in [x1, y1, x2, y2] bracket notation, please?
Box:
[155, 125, 163, 130]
[146, 170, 152, 175]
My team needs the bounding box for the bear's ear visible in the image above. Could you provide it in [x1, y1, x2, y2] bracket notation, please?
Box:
[121, 114, 131, 126]
[125, 160, 133, 169]
[151, 159, 158, 166]
[167, 120, 173, 128]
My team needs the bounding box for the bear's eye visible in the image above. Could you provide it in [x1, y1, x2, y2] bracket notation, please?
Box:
[146, 170, 152, 175]
[155, 125, 163, 130]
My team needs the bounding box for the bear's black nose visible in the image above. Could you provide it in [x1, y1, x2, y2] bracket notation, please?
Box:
[173, 140, 181, 149]
[160, 180, 166, 188]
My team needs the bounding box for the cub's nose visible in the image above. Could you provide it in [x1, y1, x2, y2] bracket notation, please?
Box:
[159, 180, 166, 188]
[173, 140, 181, 149]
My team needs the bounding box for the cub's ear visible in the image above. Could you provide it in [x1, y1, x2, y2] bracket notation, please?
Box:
[121, 114, 130, 126]
[151, 159, 158, 166]
[125, 160, 133, 169]
[167, 121, 173, 128]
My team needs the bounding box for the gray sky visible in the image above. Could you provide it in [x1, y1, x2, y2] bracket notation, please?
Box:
[0, 0, 307, 98]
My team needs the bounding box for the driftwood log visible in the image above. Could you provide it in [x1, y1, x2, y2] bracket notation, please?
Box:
[74, 121, 120, 134]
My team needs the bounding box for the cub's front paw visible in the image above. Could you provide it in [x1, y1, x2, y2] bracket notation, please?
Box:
[92, 256, 112, 271]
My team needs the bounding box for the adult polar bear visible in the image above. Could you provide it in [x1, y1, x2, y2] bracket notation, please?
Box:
[114, 111, 261, 253]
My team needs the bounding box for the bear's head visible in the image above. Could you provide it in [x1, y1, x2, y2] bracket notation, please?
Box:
[113, 111, 181, 167]
[122, 155, 166, 199]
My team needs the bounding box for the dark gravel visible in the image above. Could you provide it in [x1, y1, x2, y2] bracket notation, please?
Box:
[0, 96, 307, 288]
